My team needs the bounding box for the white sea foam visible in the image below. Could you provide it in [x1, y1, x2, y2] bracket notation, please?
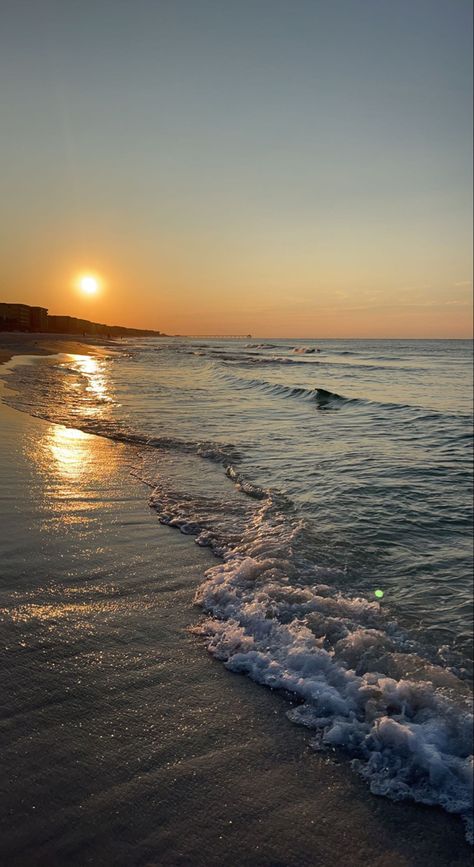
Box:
[245, 343, 280, 349]
[194, 543, 473, 842]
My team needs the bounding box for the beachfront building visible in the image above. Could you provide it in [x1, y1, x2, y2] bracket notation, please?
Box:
[47, 314, 163, 337]
[0, 303, 48, 332]
[47, 314, 96, 335]
[0, 301, 163, 337]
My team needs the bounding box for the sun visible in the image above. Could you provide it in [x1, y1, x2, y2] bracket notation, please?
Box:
[79, 274, 100, 295]
[74, 272, 103, 297]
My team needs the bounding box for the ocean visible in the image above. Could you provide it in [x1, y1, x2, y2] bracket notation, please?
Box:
[2, 336, 473, 845]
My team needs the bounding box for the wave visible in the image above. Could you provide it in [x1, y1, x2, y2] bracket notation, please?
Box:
[92, 427, 239, 463]
[218, 371, 469, 418]
[225, 465, 269, 499]
[147, 472, 473, 843]
[220, 372, 356, 408]
[149, 343, 416, 376]
[258, 380, 349, 407]
[245, 343, 281, 349]
[225, 356, 320, 366]
[196, 559, 473, 841]
[207, 350, 319, 367]
[225, 357, 419, 373]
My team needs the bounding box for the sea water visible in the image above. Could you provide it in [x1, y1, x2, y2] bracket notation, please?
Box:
[2, 337, 473, 839]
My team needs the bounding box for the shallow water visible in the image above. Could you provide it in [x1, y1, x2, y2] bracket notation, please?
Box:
[2, 338, 473, 841]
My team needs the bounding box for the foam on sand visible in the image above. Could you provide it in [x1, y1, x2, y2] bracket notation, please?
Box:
[194, 546, 473, 842]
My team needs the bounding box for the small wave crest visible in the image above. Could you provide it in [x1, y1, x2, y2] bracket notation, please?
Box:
[219, 371, 353, 408]
[245, 343, 281, 349]
[225, 465, 269, 499]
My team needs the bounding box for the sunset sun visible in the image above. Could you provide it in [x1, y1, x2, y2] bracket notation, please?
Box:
[74, 272, 103, 298]
[78, 274, 100, 295]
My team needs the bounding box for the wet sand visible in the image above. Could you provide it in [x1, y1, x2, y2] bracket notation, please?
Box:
[0, 354, 471, 866]
[0, 331, 119, 365]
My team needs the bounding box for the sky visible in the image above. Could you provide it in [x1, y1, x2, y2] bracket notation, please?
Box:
[1, 0, 472, 337]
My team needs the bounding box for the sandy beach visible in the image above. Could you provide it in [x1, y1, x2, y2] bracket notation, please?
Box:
[0, 331, 120, 365]
[0, 341, 472, 866]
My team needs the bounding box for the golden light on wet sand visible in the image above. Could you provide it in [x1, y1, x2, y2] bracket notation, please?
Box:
[34, 423, 119, 497]
[49, 426, 93, 480]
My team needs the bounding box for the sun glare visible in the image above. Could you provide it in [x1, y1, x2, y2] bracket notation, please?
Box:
[75, 273, 102, 296]
[79, 275, 99, 295]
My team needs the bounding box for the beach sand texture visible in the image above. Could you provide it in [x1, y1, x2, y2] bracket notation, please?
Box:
[0, 341, 472, 866]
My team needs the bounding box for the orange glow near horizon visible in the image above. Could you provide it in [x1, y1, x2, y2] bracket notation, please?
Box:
[4, 257, 472, 339]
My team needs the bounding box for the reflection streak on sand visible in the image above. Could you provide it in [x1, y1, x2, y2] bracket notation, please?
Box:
[13, 353, 123, 530]
[0, 583, 155, 631]
[49, 426, 92, 481]
[33, 356, 114, 482]
[29, 422, 120, 527]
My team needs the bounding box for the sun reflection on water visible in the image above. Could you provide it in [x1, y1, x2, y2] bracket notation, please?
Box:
[75, 354, 111, 402]
[20, 354, 121, 528]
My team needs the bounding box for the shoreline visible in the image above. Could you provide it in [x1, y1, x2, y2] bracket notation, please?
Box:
[0, 346, 472, 865]
[0, 330, 122, 365]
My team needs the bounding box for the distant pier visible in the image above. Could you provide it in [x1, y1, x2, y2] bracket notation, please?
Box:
[181, 334, 251, 339]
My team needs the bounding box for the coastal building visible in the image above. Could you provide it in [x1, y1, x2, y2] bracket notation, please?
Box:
[0, 303, 48, 332]
[47, 314, 162, 337]
[0, 301, 163, 337]
[47, 315, 94, 335]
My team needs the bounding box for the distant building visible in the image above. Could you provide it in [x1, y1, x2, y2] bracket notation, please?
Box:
[0, 301, 162, 338]
[30, 306, 49, 331]
[47, 315, 91, 335]
[0, 303, 48, 332]
[47, 315, 162, 337]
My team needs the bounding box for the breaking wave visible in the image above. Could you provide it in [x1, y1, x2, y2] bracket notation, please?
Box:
[216, 370, 470, 419]
[196, 559, 473, 841]
[143, 463, 474, 842]
[245, 343, 281, 349]
[147, 471, 473, 842]
[217, 371, 357, 408]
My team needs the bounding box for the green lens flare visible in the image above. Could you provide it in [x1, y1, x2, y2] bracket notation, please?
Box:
[374, 589, 384, 599]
